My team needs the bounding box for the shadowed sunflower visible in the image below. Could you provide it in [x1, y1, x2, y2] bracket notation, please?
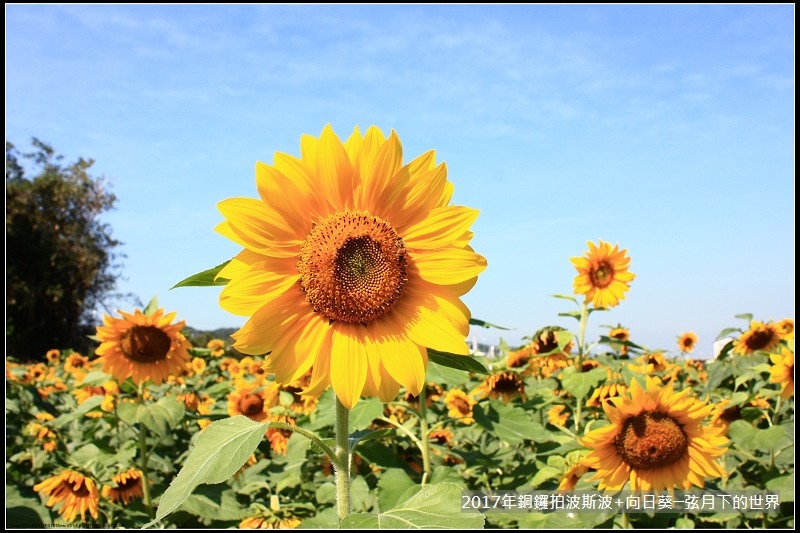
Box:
[95, 308, 192, 385]
[571, 241, 635, 309]
[580, 377, 728, 490]
[444, 389, 477, 424]
[215, 125, 486, 409]
[558, 462, 591, 491]
[733, 321, 781, 355]
[608, 327, 631, 357]
[102, 467, 144, 505]
[34, 470, 100, 522]
[473, 371, 526, 403]
[769, 347, 794, 399]
[266, 415, 296, 455]
[46, 349, 61, 364]
[678, 332, 698, 354]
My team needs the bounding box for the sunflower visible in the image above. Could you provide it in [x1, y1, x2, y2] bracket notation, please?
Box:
[571, 240, 635, 309]
[46, 349, 61, 364]
[733, 321, 781, 355]
[239, 514, 302, 529]
[207, 338, 228, 357]
[608, 327, 631, 357]
[586, 382, 628, 409]
[473, 371, 526, 404]
[228, 379, 280, 423]
[776, 318, 794, 339]
[33, 470, 100, 522]
[558, 462, 590, 491]
[769, 347, 794, 399]
[547, 404, 570, 427]
[215, 125, 486, 409]
[102, 467, 144, 505]
[580, 377, 728, 490]
[190, 357, 207, 376]
[63, 353, 90, 378]
[444, 389, 477, 424]
[28, 412, 58, 452]
[678, 332, 698, 354]
[266, 415, 295, 455]
[95, 308, 192, 385]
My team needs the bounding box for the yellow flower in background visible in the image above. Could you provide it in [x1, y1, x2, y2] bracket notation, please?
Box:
[733, 321, 781, 355]
[769, 347, 794, 399]
[215, 125, 486, 409]
[45, 349, 61, 364]
[547, 404, 570, 427]
[586, 382, 628, 409]
[102, 468, 145, 505]
[444, 389, 477, 425]
[266, 415, 296, 455]
[558, 462, 590, 491]
[608, 327, 631, 356]
[227, 379, 280, 423]
[473, 371, 526, 404]
[34, 470, 100, 522]
[678, 332, 698, 354]
[207, 338, 227, 357]
[239, 514, 301, 529]
[571, 240, 635, 309]
[191, 357, 207, 376]
[95, 308, 192, 385]
[776, 318, 794, 340]
[580, 377, 728, 490]
[63, 353, 90, 378]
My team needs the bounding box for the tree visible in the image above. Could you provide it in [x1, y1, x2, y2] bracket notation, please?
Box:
[6, 139, 123, 360]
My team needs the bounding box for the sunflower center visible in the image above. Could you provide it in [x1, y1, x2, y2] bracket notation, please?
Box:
[239, 394, 264, 418]
[616, 412, 688, 470]
[298, 210, 408, 324]
[494, 373, 522, 394]
[745, 329, 776, 351]
[590, 262, 615, 288]
[120, 326, 172, 363]
[70, 481, 91, 498]
[116, 476, 140, 491]
[452, 398, 471, 415]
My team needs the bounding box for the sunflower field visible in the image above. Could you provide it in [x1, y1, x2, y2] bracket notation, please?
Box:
[6, 126, 795, 529]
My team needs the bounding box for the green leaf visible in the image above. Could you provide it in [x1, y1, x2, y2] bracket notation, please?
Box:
[315, 482, 337, 504]
[765, 474, 794, 502]
[675, 517, 695, 529]
[52, 395, 104, 428]
[428, 349, 490, 375]
[172, 261, 231, 289]
[716, 328, 742, 341]
[179, 487, 247, 522]
[734, 313, 754, 323]
[558, 310, 583, 321]
[560, 367, 607, 399]
[426, 359, 471, 386]
[340, 482, 485, 529]
[377, 469, 418, 512]
[728, 420, 786, 452]
[550, 293, 579, 304]
[143, 295, 159, 316]
[147, 416, 268, 527]
[349, 428, 395, 451]
[530, 465, 561, 488]
[136, 396, 185, 438]
[6, 485, 52, 527]
[469, 318, 510, 330]
[77, 370, 114, 386]
[473, 401, 544, 445]
[349, 397, 384, 432]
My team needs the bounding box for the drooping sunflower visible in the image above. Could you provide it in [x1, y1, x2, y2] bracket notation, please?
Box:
[733, 321, 781, 355]
[95, 308, 192, 385]
[102, 467, 145, 505]
[443, 388, 477, 425]
[473, 371, 526, 404]
[215, 125, 486, 409]
[571, 241, 635, 309]
[769, 347, 794, 399]
[580, 377, 728, 490]
[33, 470, 100, 522]
[678, 332, 699, 354]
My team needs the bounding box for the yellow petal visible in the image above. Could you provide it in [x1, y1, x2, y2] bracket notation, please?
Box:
[330, 324, 368, 409]
[316, 124, 354, 211]
[412, 248, 488, 285]
[403, 206, 480, 250]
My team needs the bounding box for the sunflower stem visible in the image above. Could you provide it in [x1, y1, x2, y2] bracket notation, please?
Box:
[418, 386, 432, 486]
[575, 302, 589, 434]
[334, 395, 351, 524]
[137, 382, 154, 518]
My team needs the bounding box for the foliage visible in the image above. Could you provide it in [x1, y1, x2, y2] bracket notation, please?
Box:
[6, 139, 123, 359]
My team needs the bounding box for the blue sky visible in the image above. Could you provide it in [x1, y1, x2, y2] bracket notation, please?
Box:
[6, 5, 794, 358]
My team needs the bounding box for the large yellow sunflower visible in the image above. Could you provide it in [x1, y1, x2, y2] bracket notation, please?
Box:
[580, 377, 728, 490]
[733, 320, 781, 355]
[215, 125, 486, 408]
[95, 308, 192, 385]
[33, 470, 100, 522]
[769, 347, 794, 399]
[570, 240, 635, 309]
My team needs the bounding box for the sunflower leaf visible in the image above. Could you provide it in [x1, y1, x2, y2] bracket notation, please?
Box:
[340, 482, 485, 529]
[715, 328, 741, 341]
[428, 349, 490, 375]
[136, 397, 186, 439]
[171, 261, 231, 289]
[143, 295, 159, 316]
[146, 415, 269, 527]
[349, 428, 395, 451]
[473, 401, 547, 445]
[52, 395, 104, 428]
[469, 318, 510, 330]
[734, 313, 754, 323]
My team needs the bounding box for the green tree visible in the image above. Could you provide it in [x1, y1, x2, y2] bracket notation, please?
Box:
[6, 139, 123, 360]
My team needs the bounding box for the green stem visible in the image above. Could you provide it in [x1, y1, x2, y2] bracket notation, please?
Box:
[269, 422, 338, 461]
[334, 396, 351, 523]
[575, 302, 589, 434]
[137, 383, 154, 518]
[418, 386, 432, 486]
